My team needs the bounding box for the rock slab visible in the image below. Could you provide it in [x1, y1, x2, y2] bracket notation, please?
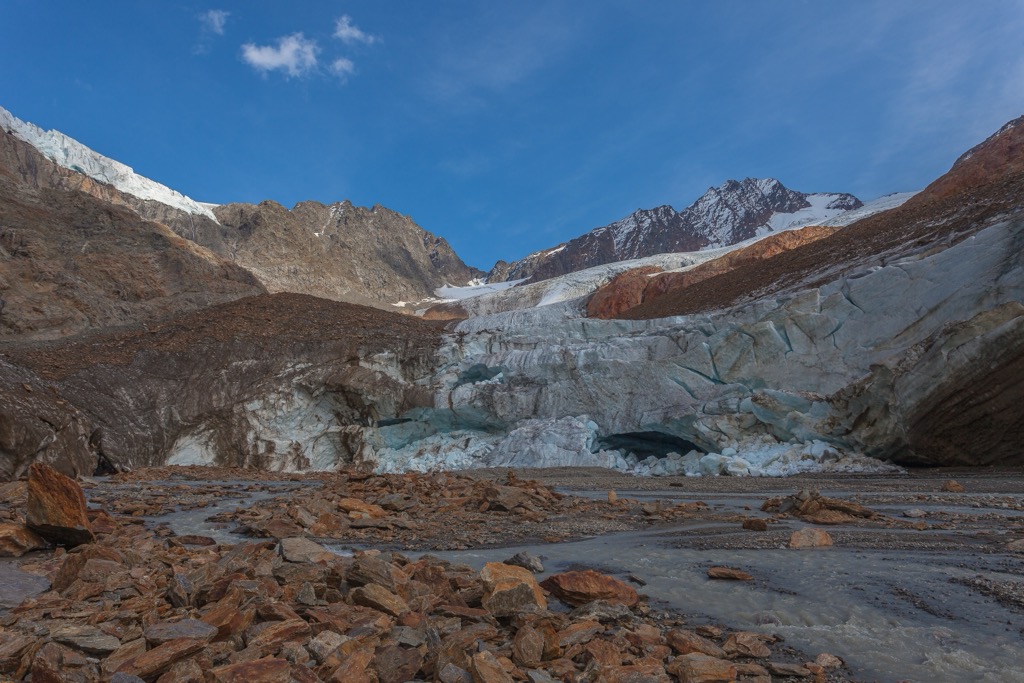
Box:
[26, 463, 94, 546]
[540, 570, 639, 607]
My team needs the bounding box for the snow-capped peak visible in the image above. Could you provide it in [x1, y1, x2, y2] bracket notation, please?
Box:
[0, 104, 217, 221]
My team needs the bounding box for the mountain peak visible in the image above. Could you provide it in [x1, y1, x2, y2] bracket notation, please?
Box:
[488, 177, 862, 284]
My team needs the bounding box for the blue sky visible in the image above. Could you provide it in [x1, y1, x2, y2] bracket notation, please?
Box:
[2, 1, 1023, 269]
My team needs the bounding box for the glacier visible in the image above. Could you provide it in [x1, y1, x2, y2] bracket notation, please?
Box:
[0, 105, 217, 220]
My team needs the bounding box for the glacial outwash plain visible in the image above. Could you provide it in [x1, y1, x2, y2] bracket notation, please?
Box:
[0, 101, 1022, 683]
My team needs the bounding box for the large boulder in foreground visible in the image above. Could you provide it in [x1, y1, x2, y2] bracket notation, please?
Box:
[480, 562, 547, 616]
[540, 570, 639, 607]
[26, 463, 94, 546]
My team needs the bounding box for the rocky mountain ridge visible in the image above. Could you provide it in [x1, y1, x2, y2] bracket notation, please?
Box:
[0, 105, 481, 319]
[487, 178, 861, 284]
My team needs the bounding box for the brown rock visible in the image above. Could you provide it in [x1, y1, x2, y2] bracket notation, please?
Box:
[51, 624, 121, 655]
[722, 632, 771, 659]
[327, 647, 374, 683]
[540, 570, 639, 607]
[583, 638, 621, 667]
[351, 583, 410, 617]
[26, 462, 94, 546]
[101, 638, 148, 676]
[512, 624, 545, 667]
[144, 619, 218, 646]
[347, 555, 405, 591]
[337, 498, 388, 518]
[585, 266, 664, 319]
[31, 642, 93, 683]
[211, 657, 292, 683]
[767, 661, 812, 677]
[666, 629, 726, 658]
[202, 597, 255, 641]
[741, 518, 768, 532]
[665, 653, 737, 683]
[942, 479, 966, 493]
[607, 490, 618, 504]
[788, 528, 833, 549]
[0, 522, 46, 557]
[117, 638, 208, 680]
[707, 566, 753, 581]
[373, 644, 424, 683]
[279, 536, 333, 563]
[557, 620, 603, 647]
[469, 650, 515, 683]
[480, 561, 547, 616]
[246, 619, 311, 653]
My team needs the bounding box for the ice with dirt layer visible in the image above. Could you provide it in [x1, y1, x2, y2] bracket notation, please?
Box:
[0, 105, 217, 220]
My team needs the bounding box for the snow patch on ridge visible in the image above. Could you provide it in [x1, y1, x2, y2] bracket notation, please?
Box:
[818, 192, 918, 227]
[0, 105, 217, 221]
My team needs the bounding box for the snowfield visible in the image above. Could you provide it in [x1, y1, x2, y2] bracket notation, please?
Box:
[0, 105, 217, 220]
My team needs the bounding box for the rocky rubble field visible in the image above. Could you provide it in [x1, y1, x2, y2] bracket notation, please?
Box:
[0, 464, 869, 682]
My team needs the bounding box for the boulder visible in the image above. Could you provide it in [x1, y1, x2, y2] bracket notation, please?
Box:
[350, 583, 409, 617]
[143, 619, 217, 646]
[469, 650, 515, 683]
[788, 528, 833, 549]
[504, 551, 544, 573]
[540, 570, 639, 607]
[722, 632, 771, 658]
[51, 625, 121, 655]
[480, 562, 547, 616]
[26, 462, 94, 546]
[0, 522, 46, 557]
[279, 536, 333, 563]
[665, 653, 737, 683]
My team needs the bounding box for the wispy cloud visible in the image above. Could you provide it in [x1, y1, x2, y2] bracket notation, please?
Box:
[334, 15, 377, 45]
[194, 9, 230, 55]
[331, 58, 356, 82]
[242, 33, 319, 77]
[201, 9, 229, 35]
[425, 5, 584, 105]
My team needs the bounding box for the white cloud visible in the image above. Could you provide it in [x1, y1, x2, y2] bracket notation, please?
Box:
[334, 15, 377, 45]
[200, 9, 229, 35]
[331, 58, 356, 81]
[242, 33, 320, 77]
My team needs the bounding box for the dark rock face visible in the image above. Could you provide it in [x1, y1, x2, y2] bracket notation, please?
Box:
[488, 178, 861, 284]
[0, 131, 266, 341]
[0, 294, 444, 478]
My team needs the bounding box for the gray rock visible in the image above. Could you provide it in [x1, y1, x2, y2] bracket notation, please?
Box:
[504, 551, 544, 573]
[143, 619, 217, 646]
[52, 625, 121, 655]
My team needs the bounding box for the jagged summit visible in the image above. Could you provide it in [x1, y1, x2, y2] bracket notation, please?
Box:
[488, 177, 862, 284]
